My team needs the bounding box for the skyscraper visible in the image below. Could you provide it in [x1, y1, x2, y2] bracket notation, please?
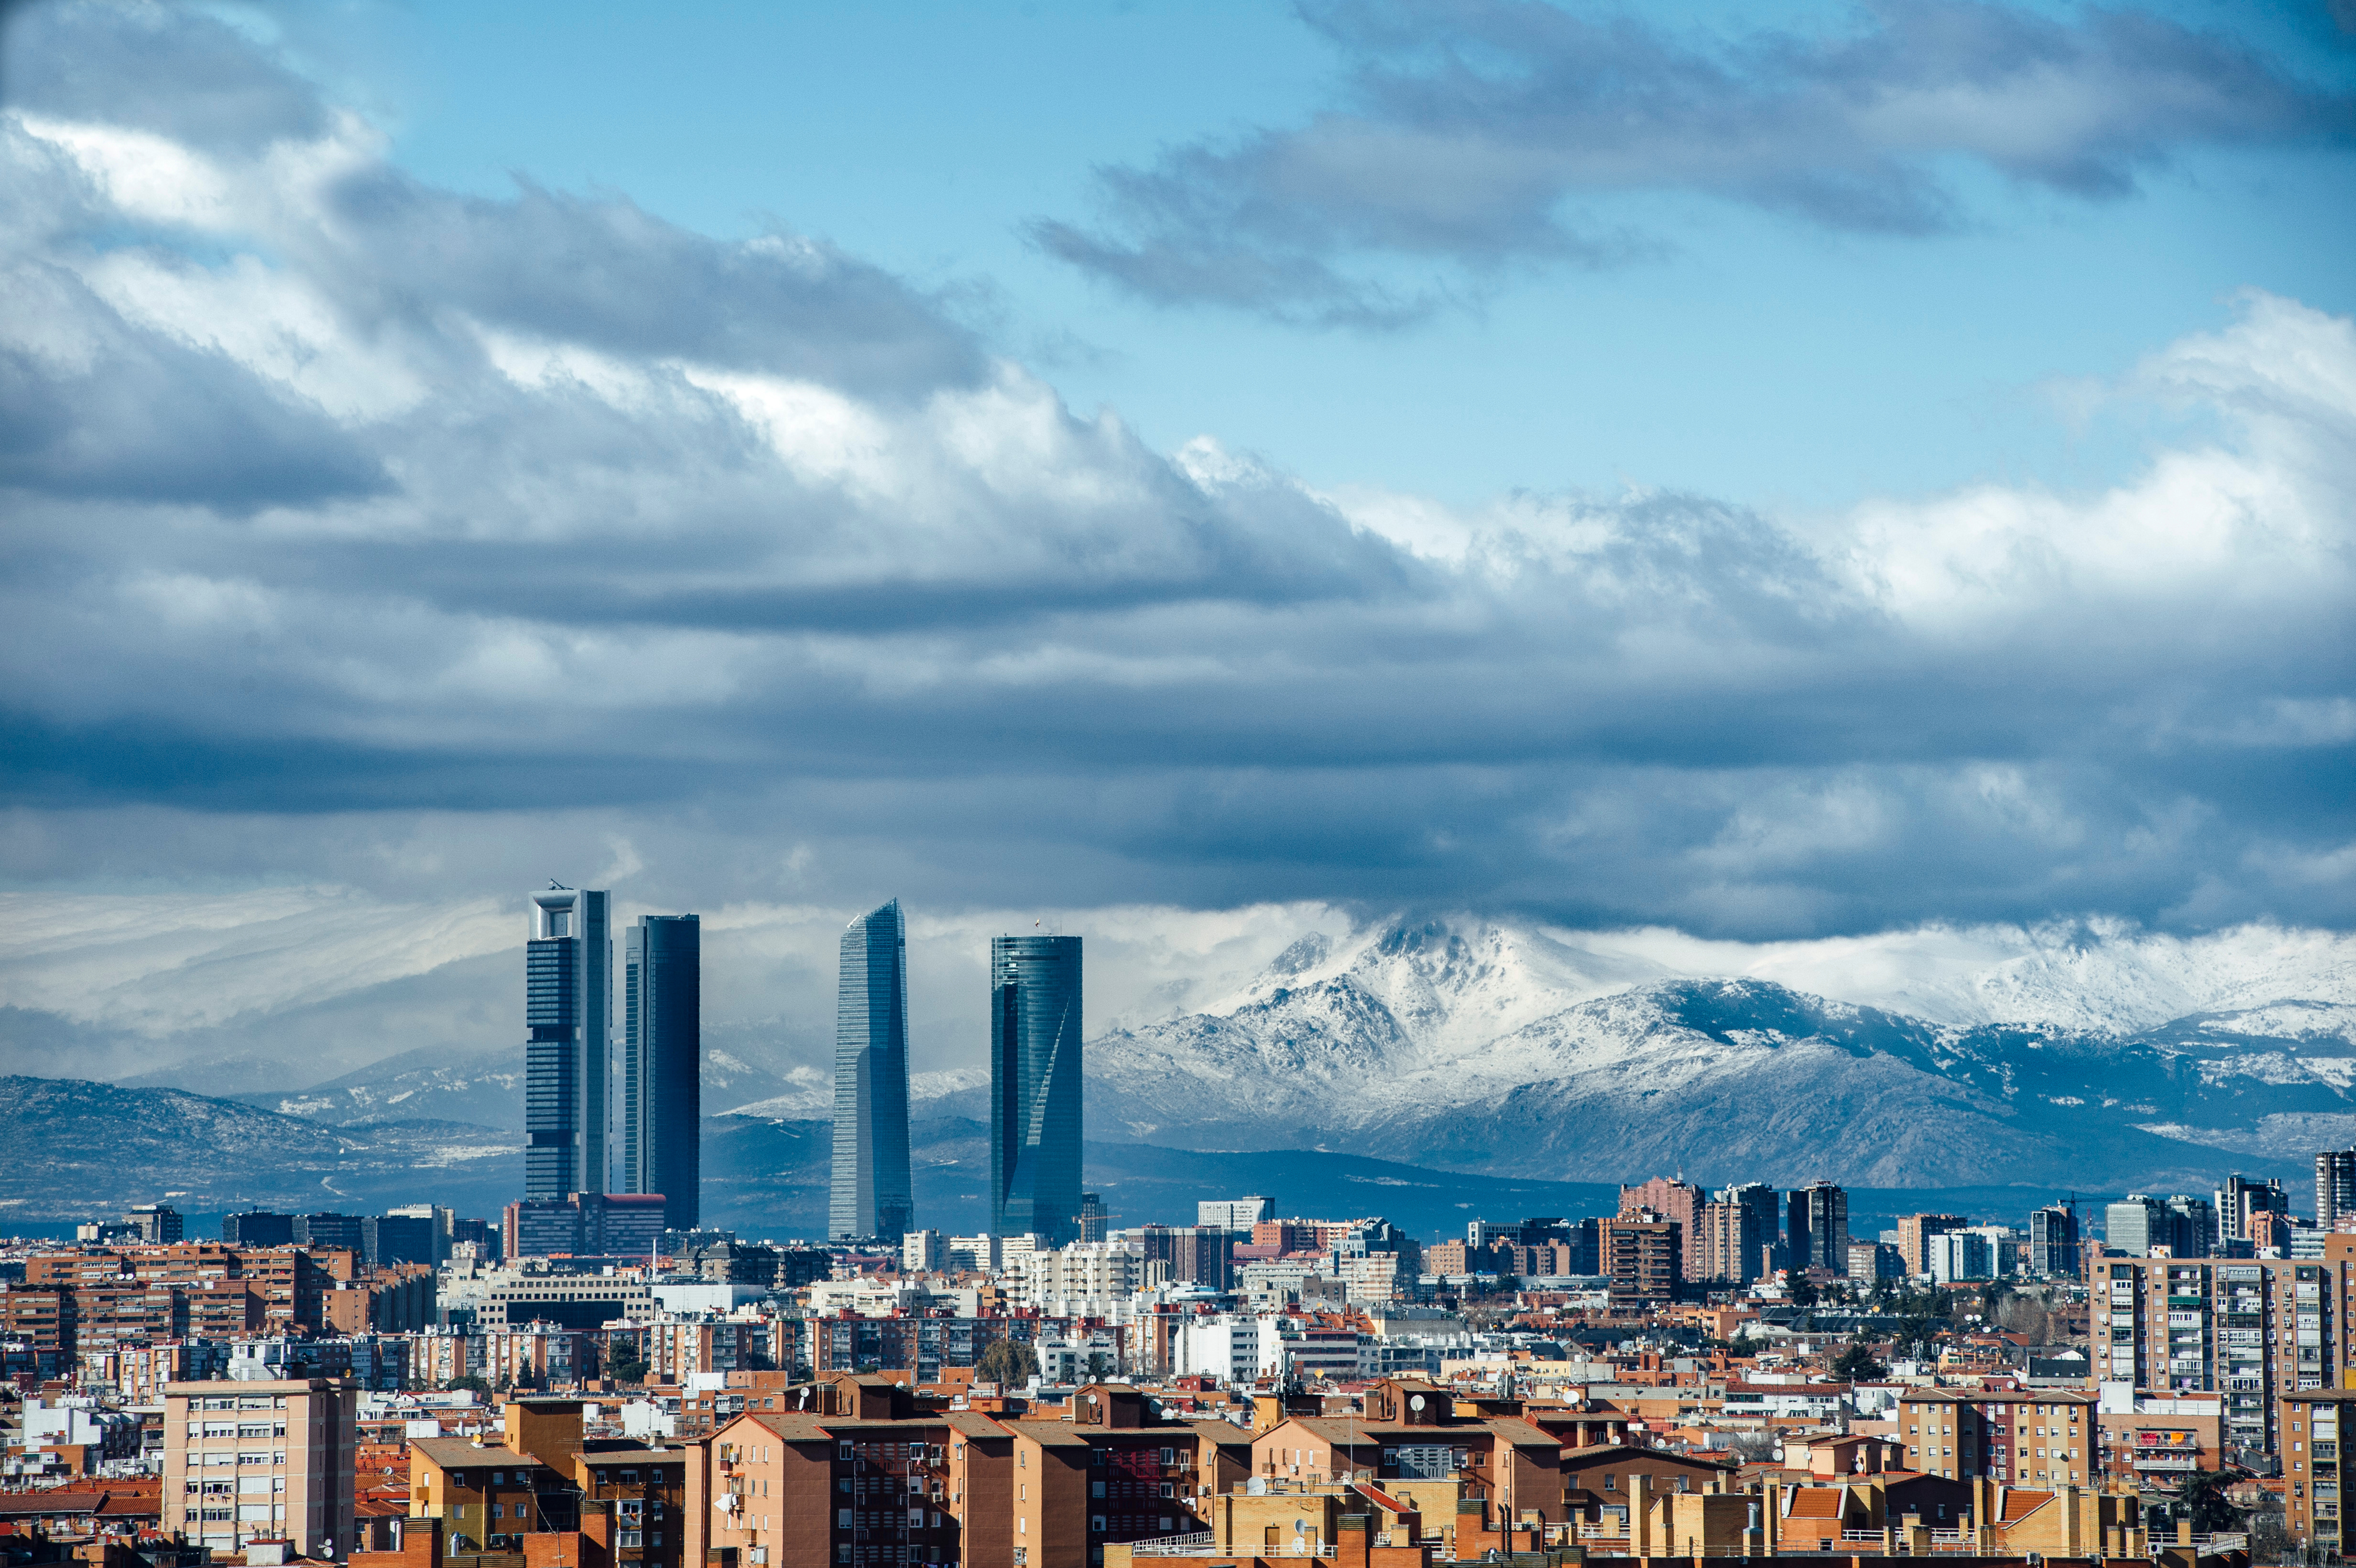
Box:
[624, 912, 701, 1228]
[830, 899, 914, 1240]
[526, 886, 610, 1200]
[990, 934, 1082, 1246]
[1786, 1180, 1849, 1273]
[2319, 1150, 2356, 1230]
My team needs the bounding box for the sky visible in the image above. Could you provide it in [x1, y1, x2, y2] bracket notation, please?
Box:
[1, 0, 2354, 1071]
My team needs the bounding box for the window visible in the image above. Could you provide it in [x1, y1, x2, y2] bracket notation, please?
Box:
[1604, 1474, 1617, 1491]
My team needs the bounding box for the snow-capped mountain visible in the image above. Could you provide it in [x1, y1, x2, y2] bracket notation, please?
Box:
[1084, 917, 2356, 1188]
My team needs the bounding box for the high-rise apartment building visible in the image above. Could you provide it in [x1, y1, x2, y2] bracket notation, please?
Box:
[990, 934, 1083, 1245]
[624, 912, 700, 1228]
[525, 886, 610, 1200]
[2219, 1175, 2289, 1243]
[1693, 1185, 1776, 1284]
[2028, 1204, 2079, 1275]
[2320, 1152, 2356, 1232]
[1897, 1213, 1970, 1277]
[1788, 1181, 1849, 1273]
[830, 899, 915, 1241]
[1619, 1177, 1705, 1280]
[2098, 1253, 2352, 1463]
[1599, 1212, 1680, 1305]
[164, 1377, 356, 1559]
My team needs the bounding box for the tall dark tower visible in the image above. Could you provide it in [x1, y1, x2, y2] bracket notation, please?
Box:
[624, 913, 700, 1228]
[830, 899, 915, 1240]
[990, 934, 1082, 1245]
[525, 886, 610, 1200]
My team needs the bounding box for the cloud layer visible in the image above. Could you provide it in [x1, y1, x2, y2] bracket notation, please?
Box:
[0, 1, 2350, 945]
[1033, 0, 2356, 323]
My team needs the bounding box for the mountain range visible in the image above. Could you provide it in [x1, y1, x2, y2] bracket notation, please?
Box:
[3, 914, 2351, 1219]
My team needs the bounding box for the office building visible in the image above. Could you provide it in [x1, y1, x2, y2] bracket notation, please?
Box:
[2028, 1204, 2079, 1275]
[359, 1213, 436, 1268]
[990, 933, 1084, 1245]
[125, 1204, 183, 1243]
[292, 1212, 364, 1256]
[830, 899, 915, 1240]
[2108, 1195, 2168, 1256]
[1788, 1180, 1849, 1273]
[624, 912, 701, 1228]
[2321, 1151, 2356, 1231]
[222, 1211, 294, 1247]
[164, 1377, 356, 1559]
[502, 1192, 666, 1262]
[525, 885, 611, 1200]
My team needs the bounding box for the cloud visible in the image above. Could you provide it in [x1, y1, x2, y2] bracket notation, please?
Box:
[0, 0, 2347, 951]
[1030, 0, 2356, 323]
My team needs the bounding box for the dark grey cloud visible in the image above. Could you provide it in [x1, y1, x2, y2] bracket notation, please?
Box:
[1, 1, 329, 154]
[0, 1, 2348, 941]
[1031, 0, 2356, 322]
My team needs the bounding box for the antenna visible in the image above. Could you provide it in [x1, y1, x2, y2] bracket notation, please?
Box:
[548, 880, 571, 890]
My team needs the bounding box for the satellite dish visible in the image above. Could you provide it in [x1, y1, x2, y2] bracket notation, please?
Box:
[1409, 1395, 1425, 1411]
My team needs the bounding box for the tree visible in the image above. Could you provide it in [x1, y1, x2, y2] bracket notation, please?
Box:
[445, 1375, 491, 1396]
[1788, 1273, 1819, 1308]
[605, 1345, 650, 1386]
[1830, 1340, 1888, 1384]
[2176, 1469, 2243, 1534]
[974, 1340, 1039, 1389]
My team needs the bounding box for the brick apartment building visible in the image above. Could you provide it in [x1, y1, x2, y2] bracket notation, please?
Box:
[1896, 1389, 2094, 1485]
[2095, 1252, 2354, 1461]
[1599, 1214, 1681, 1306]
[163, 1376, 357, 1559]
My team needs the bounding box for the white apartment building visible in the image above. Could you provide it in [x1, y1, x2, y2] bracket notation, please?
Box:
[1175, 1315, 1274, 1384]
[902, 1229, 946, 1273]
[1023, 1242, 1147, 1319]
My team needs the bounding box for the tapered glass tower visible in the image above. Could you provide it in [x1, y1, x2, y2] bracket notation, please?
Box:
[525, 886, 610, 1200]
[830, 899, 914, 1240]
[990, 934, 1082, 1245]
[624, 913, 700, 1228]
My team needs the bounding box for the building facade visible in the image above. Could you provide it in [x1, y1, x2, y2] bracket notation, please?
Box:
[832, 899, 916, 1241]
[164, 1377, 356, 1559]
[1787, 1182, 1849, 1275]
[2097, 1253, 2351, 1463]
[990, 934, 1083, 1246]
[623, 912, 700, 1228]
[526, 886, 611, 1200]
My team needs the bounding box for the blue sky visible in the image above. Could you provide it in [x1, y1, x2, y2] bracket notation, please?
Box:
[345, 0, 2356, 510]
[0, 0, 2352, 956]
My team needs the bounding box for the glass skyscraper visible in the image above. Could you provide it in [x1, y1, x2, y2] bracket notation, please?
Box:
[830, 899, 915, 1240]
[990, 934, 1082, 1246]
[624, 912, 700, 1228]
[525, 886, 610, 1200]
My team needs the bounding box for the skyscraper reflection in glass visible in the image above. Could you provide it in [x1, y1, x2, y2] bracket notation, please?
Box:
[624, 912, 700, 1228]
[990, 934, 1082, 1245]
[830, 899, 914, 1240]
